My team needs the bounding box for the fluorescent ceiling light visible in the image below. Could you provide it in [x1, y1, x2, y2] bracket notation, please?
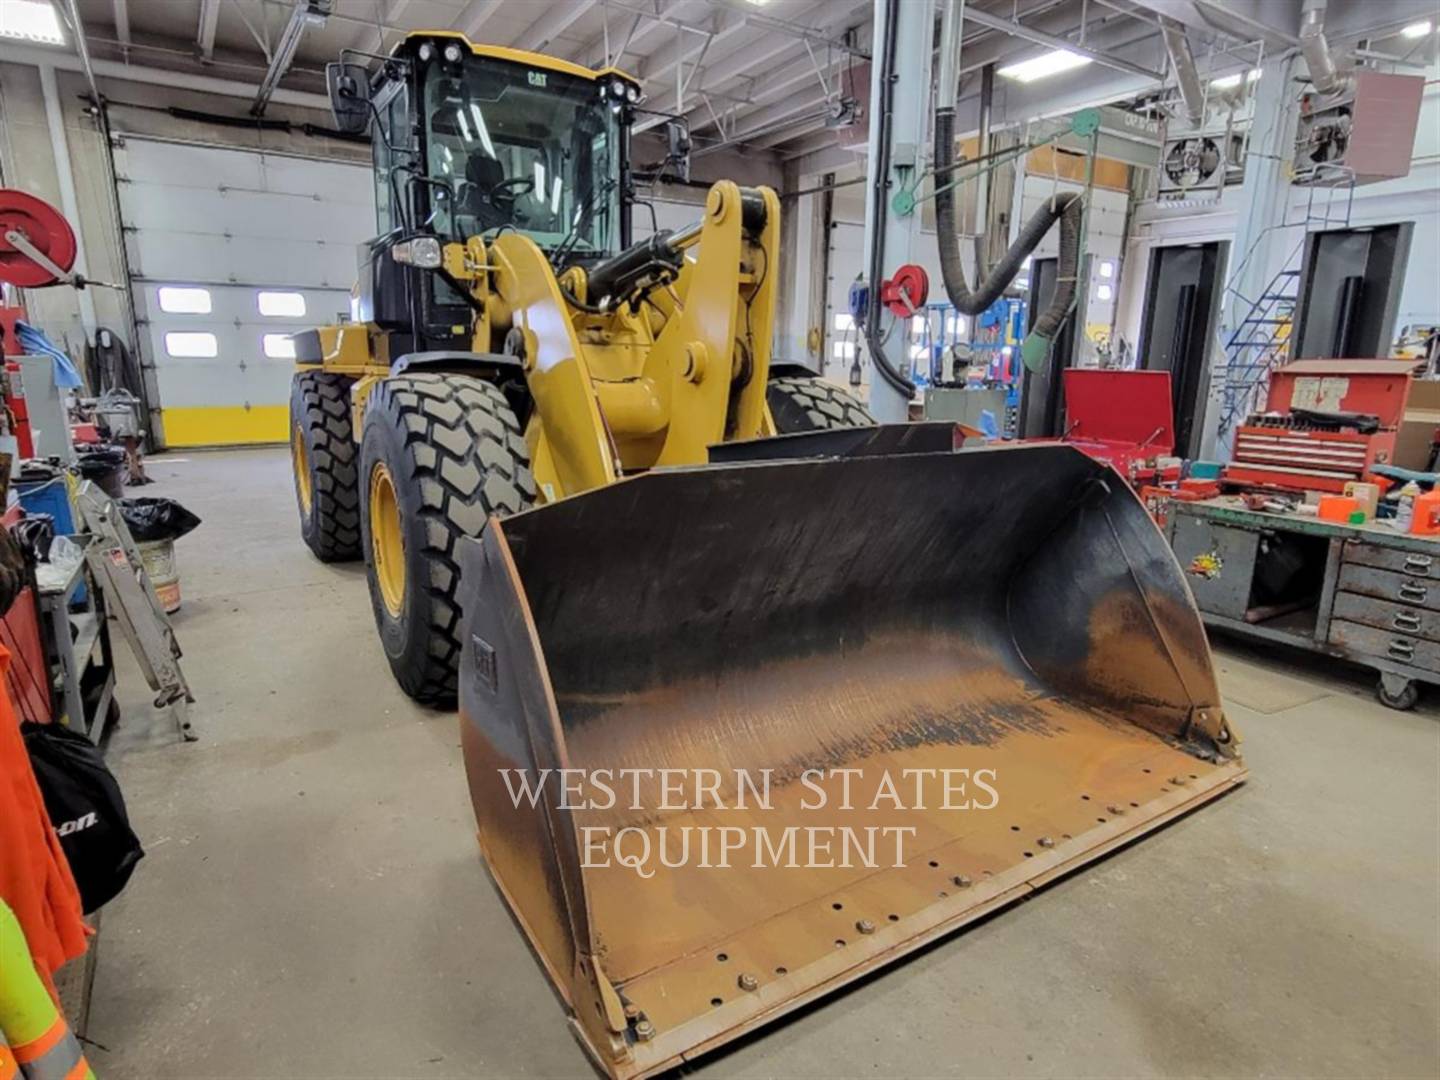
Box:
[998, 49, 1092, 83]
[0, 0, 64, 44]
[1401, 20, 1432, 39]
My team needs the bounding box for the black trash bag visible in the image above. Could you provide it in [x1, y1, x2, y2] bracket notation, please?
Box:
[22, 721, 144, 913]
[76, 446, 127, 500]
[118, 497, 202, 542]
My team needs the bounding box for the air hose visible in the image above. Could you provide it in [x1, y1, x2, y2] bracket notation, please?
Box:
[861, 0, 917, 399]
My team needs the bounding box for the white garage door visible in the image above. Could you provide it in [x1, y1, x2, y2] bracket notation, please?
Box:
[113, 136, 374, 447]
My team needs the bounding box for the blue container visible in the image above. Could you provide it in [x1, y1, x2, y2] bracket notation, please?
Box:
[17, 475, 76, 533]
[17, 475, 85, 603]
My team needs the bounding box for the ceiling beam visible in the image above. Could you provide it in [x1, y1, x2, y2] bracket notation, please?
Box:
[960, 6, 1166, 81]
[113, 0, 130, 50]
[197, 0, 221, 60]
[0, 41, 331, 110]
[451, 0, 505, 40]
[252, 0, 326, 116]
[519, 0, 602, 53]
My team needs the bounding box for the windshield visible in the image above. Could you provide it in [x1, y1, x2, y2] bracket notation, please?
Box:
[423, 59, 621, 255]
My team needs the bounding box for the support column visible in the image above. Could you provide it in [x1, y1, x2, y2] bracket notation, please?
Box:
[1197, 52, 1299, 461]
[860, 0, 935, 422]
[38, 64, 98, 345]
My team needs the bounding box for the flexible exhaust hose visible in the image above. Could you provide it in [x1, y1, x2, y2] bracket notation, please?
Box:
[933, 107, 1084, 372]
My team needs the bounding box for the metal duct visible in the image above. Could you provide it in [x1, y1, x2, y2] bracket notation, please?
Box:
[1160, 16, 1206, 128]
[1300, 0, 1350, 97]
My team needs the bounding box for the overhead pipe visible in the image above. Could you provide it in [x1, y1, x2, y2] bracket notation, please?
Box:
[933, 0, 1082, 370]
[1159, 16, 1206, 128]
[1299, 0, 1351, 97]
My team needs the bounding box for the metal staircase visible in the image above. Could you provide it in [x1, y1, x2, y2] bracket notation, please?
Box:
[1215, 259, 1302, 439]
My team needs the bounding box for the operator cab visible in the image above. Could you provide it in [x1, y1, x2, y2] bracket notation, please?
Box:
[327, 33, 641, 351]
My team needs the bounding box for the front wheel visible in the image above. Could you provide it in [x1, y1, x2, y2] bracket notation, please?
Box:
[766, 375, 876, 434]
[1376, 674, 1419, 711]
[359, 373, 535, 706]
[290, 371, 360, 561]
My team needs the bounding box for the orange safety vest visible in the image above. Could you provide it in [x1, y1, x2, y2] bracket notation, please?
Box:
[0, 901, 93, 1080]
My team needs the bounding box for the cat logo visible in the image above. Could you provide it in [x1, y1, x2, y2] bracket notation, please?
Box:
[528, 71, 547, 88]
[56, 811, 98, 837]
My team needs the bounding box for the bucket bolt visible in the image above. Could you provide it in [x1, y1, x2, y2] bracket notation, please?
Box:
[1037, 836, 1055, 848]
[1170, 775, 1189, 785]
[634, 1018, 656, 1041]
[738, 972, 759, 992]
[856, 919, 876, 935]
[1106, 804, 1125, 815]
[952, 874, 972, 888]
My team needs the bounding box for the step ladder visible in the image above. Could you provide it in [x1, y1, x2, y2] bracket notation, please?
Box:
[76, 483, 196, 742]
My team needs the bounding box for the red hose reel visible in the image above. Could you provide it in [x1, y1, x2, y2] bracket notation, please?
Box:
[880, 263, 929, 317]
[0, 188, 78, 288]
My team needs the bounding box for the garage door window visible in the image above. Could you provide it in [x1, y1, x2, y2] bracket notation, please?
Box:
[157, 286, 212, 314]
[165, 332, 218, 358]
[257, 291, 306, 317]
[263, 334, 296, 359]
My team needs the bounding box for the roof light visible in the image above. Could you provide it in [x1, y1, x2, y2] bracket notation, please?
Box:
[1402, 20, 1432, 39]
[998, 49, 1092, 83]
[417, 42, 434, 62]
[625, 84, 641, 104]
[0, 0, 64, 44]
[443, 42, 462, 63]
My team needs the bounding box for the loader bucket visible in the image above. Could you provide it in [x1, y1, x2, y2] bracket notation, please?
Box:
[458, 443, 1245, 1079]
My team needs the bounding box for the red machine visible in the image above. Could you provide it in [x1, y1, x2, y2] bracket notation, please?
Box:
[1055, 369, 1180, 487]
[1225, 359, 1414, 493]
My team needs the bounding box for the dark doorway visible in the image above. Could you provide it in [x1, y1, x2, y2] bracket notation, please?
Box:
[1292, 224, 1413, 360]
[1137, 241, 1228, 458]
[1018, 255, 1082, 438]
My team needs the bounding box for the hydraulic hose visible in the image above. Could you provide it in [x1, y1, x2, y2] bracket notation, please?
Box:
[933, 107, 1083, 372]
[862, 0, 916, 399]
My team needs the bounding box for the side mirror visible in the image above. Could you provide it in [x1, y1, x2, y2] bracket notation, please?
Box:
[664, 119, 692, 181]
[326, 62, 372, 135]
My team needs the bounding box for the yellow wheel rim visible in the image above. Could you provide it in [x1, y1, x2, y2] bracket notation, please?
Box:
[292, 423, 313, 516]
[369, 461, 405, 618]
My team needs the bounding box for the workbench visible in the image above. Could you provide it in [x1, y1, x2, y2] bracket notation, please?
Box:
[1167, 497, 1440, 709]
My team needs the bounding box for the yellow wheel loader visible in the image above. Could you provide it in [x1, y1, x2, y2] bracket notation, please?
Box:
[289, 32, 874, 703]
[291, 30, 1246, 1080]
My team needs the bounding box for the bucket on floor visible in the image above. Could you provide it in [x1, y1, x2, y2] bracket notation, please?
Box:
[137, 538, 180, 613]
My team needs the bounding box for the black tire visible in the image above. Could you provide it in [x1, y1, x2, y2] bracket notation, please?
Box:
[290, 371, 361, 561]
[766, 375, 876, 433]
[359, 373, 535, 706]
[1376, 677, 1419, 711]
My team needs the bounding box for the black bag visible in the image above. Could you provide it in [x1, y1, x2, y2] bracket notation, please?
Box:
[22, 721, 144, 913]
[118, 498, 201, 543]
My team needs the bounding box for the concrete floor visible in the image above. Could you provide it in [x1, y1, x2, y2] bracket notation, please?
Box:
[87, 447, 1439, 1079]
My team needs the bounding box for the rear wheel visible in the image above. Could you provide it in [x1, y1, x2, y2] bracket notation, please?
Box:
[359, 373, 535, 706]
[766, 375, 875, 433]
[290, 371, 360, 561]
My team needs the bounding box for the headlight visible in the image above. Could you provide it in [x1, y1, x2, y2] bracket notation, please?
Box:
[391, 237, 442, 269]
[611, 79, 626, 99]
[443, 42, 462, 63]
[417, 43, 433, 62]
[625, 84, 640, 104]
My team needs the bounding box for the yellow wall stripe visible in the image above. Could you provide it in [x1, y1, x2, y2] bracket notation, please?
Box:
[161, 406, 289, 447]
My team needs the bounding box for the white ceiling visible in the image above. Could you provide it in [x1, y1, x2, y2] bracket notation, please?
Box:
[55, 0, 1440, 162]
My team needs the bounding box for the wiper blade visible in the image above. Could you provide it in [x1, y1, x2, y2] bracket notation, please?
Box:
[552, 178, 615, 267]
